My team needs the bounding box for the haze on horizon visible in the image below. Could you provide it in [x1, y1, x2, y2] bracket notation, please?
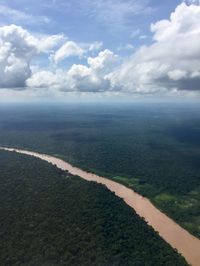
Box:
[0, 0, 200, 102]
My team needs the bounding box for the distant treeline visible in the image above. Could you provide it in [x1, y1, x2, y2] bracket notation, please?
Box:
[0, 104, 199, 238]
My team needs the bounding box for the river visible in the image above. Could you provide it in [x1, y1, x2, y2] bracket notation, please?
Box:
[1, 147, 200, 266]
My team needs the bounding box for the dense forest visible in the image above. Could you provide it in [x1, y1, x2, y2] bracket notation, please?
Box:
[0, 150, 188, 265]
[0, 103, 199, 238]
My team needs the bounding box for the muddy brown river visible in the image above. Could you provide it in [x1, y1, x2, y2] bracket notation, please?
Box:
[1, 147, 200, 266]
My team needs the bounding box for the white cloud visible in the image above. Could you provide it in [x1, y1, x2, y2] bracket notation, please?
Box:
[0, 25, 36, 89]
[109, 3, 200, 94]
[88, 49, 118, 71]
[63, 49, 118, 92]
[65, 64, 110, 92]
[53, 41, 84, 63]
[1, 3, 200, 98]
[0, 24, 64, 89]
[27, 49, 118, 92]
[26, 66, 110, 92]
[26, 69, 68, 90]
[52, 41, 104, 63]
[38, 34, 65, 53]
[0, 23, 106, 91]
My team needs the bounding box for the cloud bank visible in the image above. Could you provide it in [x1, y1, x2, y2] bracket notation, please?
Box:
[0, 3, 200, 97]
[27, 49, 118, 92]
[109, 3, 200, 94]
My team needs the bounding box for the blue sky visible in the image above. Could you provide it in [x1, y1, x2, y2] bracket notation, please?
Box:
[0, 0, 200, 101]
[0, 0, 181, 50]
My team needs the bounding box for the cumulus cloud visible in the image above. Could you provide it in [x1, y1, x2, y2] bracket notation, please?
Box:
[0, 25, 36, 89]
[1, 3, 200, 97]
[38, 34, 65, 53]
[52, 41, 104, 63]
[88, 49, 118, 72]
[27, 66, 109, 92]
[64, 64, 110, 92]
[0, 23, 106, 91]
[27, 49, 118, 92]
[0, 24, 64, 89]
[109, 3, 200, 94]
[53, 41, 84, 63]
[26, 70, 68, 90]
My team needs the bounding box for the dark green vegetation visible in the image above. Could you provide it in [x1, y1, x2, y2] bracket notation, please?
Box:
[0, 150, 187, 266]
[0, 102, 199, 238]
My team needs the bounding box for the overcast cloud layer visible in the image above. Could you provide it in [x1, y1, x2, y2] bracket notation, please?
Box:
[0, 1, 200, 98]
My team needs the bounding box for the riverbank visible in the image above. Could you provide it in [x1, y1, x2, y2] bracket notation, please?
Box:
[1, 147, 200, 266]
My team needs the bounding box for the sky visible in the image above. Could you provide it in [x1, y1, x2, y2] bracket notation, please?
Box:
[0, 0, 200, 101]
